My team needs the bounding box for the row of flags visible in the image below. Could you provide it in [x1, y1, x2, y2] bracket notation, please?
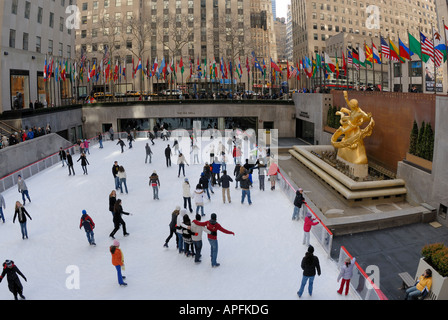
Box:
[294, 27, 448, 82]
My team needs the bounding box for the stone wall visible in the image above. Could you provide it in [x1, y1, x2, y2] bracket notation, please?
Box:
[331, 91, 436, 172]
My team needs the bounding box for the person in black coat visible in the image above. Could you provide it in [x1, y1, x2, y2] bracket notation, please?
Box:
[163, 206, 180, 248]
[297, 245, 321, 298]
[112, 161, 120, 190]
[59, 147, 67, 167]
[117, 138, 125, 153]
[199, 172, 211, 200]
[13, 201, 32, 239]
[218, 170, 233, 203]
[0, 260, 27, 300]
[292, 188, 306, 220]
[164, 144, 172, 167]
[66, 151, 75, 176]
[77, 153, 90, 175]
[109, 199, 131, 239]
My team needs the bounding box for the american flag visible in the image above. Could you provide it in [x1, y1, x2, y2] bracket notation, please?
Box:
[103, 45, 110, 65]
[380, 36, 390, 60]
[420, 32, 434, 64]
[433, 28, 445, 68]
[290, 65, 297, 78]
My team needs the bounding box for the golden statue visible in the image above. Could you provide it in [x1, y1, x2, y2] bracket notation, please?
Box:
[331, 91, 375, 165]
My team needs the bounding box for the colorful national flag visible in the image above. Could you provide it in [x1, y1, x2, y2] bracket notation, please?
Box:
[372, 43, 381, 64]
[380, 36, 390, 60]
[270, 58, 282, 73]
[389, 39, 401, 62]
[420, 32, 434, 63]
[324, 52, 335, 73]
[408, 33, 422, 59]
[399, 38, 411, 61]
[433, 27, 446, 66]
[365, 44, 373, 67]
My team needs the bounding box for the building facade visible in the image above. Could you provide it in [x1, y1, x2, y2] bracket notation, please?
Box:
[75, 0, 278, 95]
[0, 0, 76, 112]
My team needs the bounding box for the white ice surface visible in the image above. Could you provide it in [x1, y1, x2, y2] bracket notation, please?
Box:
[0, 136, 358, 300]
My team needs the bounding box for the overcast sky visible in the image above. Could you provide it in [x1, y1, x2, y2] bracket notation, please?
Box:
[276, 0, 291, 19]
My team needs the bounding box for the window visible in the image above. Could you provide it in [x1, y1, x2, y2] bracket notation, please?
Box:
[48, 40, 53, 54]
[23, 33, 29, 51]
[49, 12, 54, 28]
[25, 1, 31, 19]
[36, 36, 41, 53]
[11, 0, 18, 14]
[9, 29, 16, 48]
[37, 7, 43, 24]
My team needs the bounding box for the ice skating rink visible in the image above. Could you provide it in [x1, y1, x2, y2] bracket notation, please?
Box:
[0, 135, 359, 301]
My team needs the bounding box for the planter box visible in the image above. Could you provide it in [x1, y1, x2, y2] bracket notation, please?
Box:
[416, 257, 448, 300]
[405, 153, 433, 172]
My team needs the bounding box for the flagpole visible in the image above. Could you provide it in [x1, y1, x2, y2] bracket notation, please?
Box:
[444, 19, 448, 92]
[418, 26, 425, 93]
[371, 39, 376, 89]
[431, 23, 437, 94]
[406, 29, 412, 91]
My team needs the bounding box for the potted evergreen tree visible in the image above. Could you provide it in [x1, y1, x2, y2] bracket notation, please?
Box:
[416, 243, 448, 300]
[405, 120, 433, 171]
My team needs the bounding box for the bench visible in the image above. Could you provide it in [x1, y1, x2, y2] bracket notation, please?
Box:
[398, 272, 436, 300]
[398, 272, 415, 290]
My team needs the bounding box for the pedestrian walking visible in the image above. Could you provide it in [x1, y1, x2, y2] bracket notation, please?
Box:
[117, 166, 128, 194]
[109, 190, 117, 216]
[193, 213, 235, 268]
[297, 245, 321, 298]
[165, 144, 172, 167]
[112, 161, 120, 190]
[79, 210, 96, 246]
[117, 138, 125, 153]
[218, 170, 233, 204]
[193, 184, 205, 216]
[0, 260, 27, 300]
[149, 170, 160, 200]
[59, 147, 67, 167]
[13, 201, 32, 239]
[66, 151, 75, 176]
[109, 199, 131, 239]
[110, 240, 127, 286]
[163, 206, 180, 248]
[236, 168, 252, 205]
[303, 211, 319, 246]
[182, 178, 193, 213]
[292, 188, 306, 220]
[337, 257, 356, 296]
[177, 152, 189, 177]
[17, 175, 31, 206]
[0, 192, 5, 223]
[191, 214, 210, 263]
[145, 143, 153, 164]
[77, 153, 90, 175]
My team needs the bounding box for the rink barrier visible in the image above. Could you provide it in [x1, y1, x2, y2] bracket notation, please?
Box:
[276, 168, 334, 257]
[338, 246, 388, 300]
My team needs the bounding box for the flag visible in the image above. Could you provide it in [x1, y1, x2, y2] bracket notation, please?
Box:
[246, 56, 250, 73]
[179, 57, 184, 74]
[122, 58, 127, 80]
[270, 58, 282, 73]
[286, 61, 291, 79]
[389, 39, 401, 62]
[158, 57, 165, 74]
[43, 56, 47, 81]
[358, 45, 366, 67]
[433, 27, 446, 66]
[365, 44, 373, 67]
[335, 55, 340, 78]
[408, 32, 422, 59]
[238, 57, 243, 78]
[399, 38, 411, 61]
[324, 52, 335, 73]
[135, 58, 142, 73]
[253, 55, 263, 74]
[153, 57, 158, 75]
[372, 43, 381, 64]
[90, 60, 96, 79]
[304, 56, 313, 78]
[420, 32, 434, 63]
[295, 62, 300, 81]
[380, 36, 390, 61]
[352, 48, 361, 70]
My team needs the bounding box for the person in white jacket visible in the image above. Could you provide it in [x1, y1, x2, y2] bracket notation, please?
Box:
[191, 214, 211, 263]
[177, 153, 189, 177]
[337, 257, 356, 295]
[182, 179, 193, 212]
[176, 209, 188, 254]
[117, 166, 128, 194]
[193, 184, 205, 216]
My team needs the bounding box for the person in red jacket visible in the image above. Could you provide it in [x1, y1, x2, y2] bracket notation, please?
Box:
[79, 210, 96, 246]
[193, 213, 235, 267]
[303, 211, 319, 246]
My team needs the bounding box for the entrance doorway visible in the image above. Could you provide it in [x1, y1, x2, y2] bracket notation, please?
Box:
[296, 119, 314, 144]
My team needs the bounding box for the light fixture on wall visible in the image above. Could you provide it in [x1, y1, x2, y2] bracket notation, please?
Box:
[4, 52, 8, 56]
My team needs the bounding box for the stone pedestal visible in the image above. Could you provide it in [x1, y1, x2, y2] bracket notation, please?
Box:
[337, 156, 368, 179]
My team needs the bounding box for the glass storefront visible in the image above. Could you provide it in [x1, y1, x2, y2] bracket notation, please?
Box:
[10, 70, 30, 110]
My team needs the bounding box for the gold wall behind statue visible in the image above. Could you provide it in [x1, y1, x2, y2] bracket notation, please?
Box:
[331, 91, 436, 173]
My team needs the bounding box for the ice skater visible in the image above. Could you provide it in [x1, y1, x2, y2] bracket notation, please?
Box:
[66, 151, 75, 176]
[163, 206, 180, 248]
[0, 192, 5, 223]
[149, 170, 160, 200]
[79, 210, 96, 246]
[337, 257, 356, 296]
[77, 152, 90, 175]
[17, 175, 31, 205]
[177, 153, 189, 177]
[297, 245, 321, 298]
[117, 166, 128, 194]
[117, 138, 125, 153]
[109, 199, 132, 239]
[0, 260, 27, 300]
[292, 188, 306, 220]
[191, 214, 210, 263]
[59, 147, 67, 167]
[13, 201, 32, 239]
[193, 213, 235, 268]
[182, 178, 193, 213]
[110, 240, 127, 286]
[145, 143, 153, 163]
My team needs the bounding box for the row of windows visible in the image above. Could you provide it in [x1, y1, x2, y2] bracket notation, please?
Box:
[81, 0, 135, 11]
[9, 29, 72, 58]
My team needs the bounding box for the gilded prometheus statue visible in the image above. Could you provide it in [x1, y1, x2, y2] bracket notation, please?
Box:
[331, 91, 375, 165]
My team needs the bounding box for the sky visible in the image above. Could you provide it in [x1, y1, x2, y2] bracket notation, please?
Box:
[276, 0, 291, 19]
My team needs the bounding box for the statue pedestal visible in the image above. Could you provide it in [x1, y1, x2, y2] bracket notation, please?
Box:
[337, 156, 368, 179]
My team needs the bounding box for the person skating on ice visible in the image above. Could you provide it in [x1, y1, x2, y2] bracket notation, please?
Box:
[149, 170, 160, 200]
[110, 240, 127, 286]
[109, 199, 132, 239]
[79, 210, 96, 246]
[0, 260, 27, 300]
[77, 152, 90, 175]
[13, 201, 32, 239]
[66, 151, 75, 176]
[17, 175, 31, 206]
[163, 206, 180, 248]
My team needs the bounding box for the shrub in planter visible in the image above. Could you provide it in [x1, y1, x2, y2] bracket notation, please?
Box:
[421, 243, 448, 277]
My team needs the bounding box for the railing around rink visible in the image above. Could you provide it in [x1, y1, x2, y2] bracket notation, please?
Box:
[338, 246, 388, 300]
[276, 167, 334, 258]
